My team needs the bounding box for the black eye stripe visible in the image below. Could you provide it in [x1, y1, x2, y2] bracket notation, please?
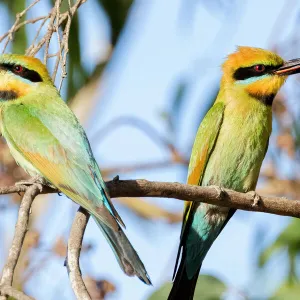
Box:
[233, 64, 282, 81]
[0, 90, 17, 100]
[0, 63, 43, 83]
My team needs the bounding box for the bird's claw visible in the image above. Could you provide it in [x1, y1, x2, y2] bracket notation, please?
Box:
[113, 175, 120, 182]
[15, 175, 47, 193]
[15, 175, 47, 186]
[248, 191, 261, 207]
[211, 185, 226, 199]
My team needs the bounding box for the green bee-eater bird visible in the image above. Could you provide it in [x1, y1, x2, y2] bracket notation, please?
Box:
[169, 46, 300, 299]
[0, 54, 151, 285]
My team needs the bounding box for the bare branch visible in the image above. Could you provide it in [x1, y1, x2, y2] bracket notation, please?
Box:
[66, 207, 91, 300]
[1, 177, 300, 299]
[0, 285, 34, 300]
[2, 179, 300, 219]
[26, 0, 87, 58]
[0, 184, 55, 195]
[0, 0, 41, 53]
[105, 179, 300, 219]
[0, 16, 47, 44]
[0, 0, 86, 84]
[0, 185, 41, 300]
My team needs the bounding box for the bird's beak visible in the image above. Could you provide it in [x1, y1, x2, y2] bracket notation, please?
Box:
[275, 58, 300, 76]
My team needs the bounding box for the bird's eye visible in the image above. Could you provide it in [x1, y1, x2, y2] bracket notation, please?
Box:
[14, 65, 23, 73]
[253, 64, 265, 72]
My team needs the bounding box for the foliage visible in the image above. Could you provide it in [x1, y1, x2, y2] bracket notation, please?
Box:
[258, 219, 300, 299]
[270, 282, 300, 300]
[148, 275, 227, 300]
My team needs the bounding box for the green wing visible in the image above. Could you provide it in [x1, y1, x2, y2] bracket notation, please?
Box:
[173, 101, 225, 278]
[184, 102, 225, 230]
[1, 99, 123, 230]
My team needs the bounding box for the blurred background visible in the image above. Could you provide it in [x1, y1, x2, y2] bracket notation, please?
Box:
[0, 0, 300, 299]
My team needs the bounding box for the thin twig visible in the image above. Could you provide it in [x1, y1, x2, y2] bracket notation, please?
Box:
[27, 0, 86, 57]
[0, 0, 87, 85]
[0, 16, 47, 43]
[0, 0, 86, 84]
[42, 0, 61, 63]
[66, 207, 91, 300]
[57, 0, 73, 90]
[0, 0, 41, 53]
[28, 15, 50, 50]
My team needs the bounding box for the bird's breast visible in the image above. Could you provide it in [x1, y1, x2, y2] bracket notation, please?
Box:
[202, 102, 272, 192]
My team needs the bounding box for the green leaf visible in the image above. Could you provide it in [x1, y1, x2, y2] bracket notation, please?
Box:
[270, 282, 300, 300]
[148, 275, 227, 300]
[259, 219, 300, 267]
[258, 219, 300, 284]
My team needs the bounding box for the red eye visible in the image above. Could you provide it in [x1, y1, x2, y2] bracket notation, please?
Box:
[254, 64, 265, 72]
[14, 65, 23, 73]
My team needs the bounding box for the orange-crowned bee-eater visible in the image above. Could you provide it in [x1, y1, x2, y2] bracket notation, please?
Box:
[169, 46, 300, 299]
[0, 54, 151, 285]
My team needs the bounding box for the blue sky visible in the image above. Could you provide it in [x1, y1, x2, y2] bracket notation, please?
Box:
[0, 0, 299, 299]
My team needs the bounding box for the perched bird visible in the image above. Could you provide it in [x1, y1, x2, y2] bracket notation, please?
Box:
[169, 46, 300, 299]
[0, 54, 151, 285]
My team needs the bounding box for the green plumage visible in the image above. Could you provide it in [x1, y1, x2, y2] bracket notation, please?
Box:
[169, 94, 272, 300]
[0, 54, 151, 285]
[169, 46, 287, 300]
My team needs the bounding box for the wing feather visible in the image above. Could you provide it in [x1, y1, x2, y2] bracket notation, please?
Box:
[1, 100, 122, 230]
[173, 101, 225, 279]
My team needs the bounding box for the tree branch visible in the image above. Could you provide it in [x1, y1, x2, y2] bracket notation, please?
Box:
[65, 207, 91, 300]
[2, 178, 300, 219]
[0, 184, 53, 195]
[106, 179, 300, 218]
[1, 178, 299, 300]
[0, 185, 42, 300]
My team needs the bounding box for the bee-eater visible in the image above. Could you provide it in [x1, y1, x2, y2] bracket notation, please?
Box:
[169, 46, 300, 299]
[0, 54, 151, 285]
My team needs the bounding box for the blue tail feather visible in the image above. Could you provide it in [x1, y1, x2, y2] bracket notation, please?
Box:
[94, 217, 152, 285]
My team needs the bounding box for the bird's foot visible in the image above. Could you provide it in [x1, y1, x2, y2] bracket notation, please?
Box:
[15, 175, 47, 186]
[211, 185, 226, 199]
[247, 191, 261, 207]
[113, 175, 120, 182]
[15, 175, 48, 193]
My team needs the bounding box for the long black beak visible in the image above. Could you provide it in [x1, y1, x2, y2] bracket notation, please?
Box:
[275, 58, 300, 75]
